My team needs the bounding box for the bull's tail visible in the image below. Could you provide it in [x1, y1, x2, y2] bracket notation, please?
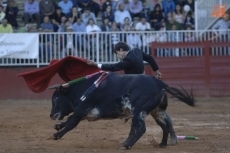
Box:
[165, 86, 195, 106]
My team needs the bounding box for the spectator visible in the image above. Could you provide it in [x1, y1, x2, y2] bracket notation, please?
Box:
[102, 5, 114, 23]
[65, 17, 72, 27]
[114, 3, 132, 27]
[184, 25, 195, 41]
[63, 25, 76, 56]
[17, 24, 32, 33]
[5, 0, 18, 29]
[50, 0, 59, 9]
[0, 0, 7, 12]
[183, 10, 194, 29]
[109, 21, 120, 60]
[183, 25, 200, 56]
[127, 26, 142, 49]
[39, 16, 54, 32]
[141, 29, 156, 54]
[100, 17, 111, 52]
[161, 19, 166, 30]
[86, 18, 101, 33]
[51, 6, 65, 32]
[166, 16, 182, 30]
[39, 0, 55, 20]
[116, 0, 129, 11]
[168, 24, 180, 56]
[0, 18, 12, 33]
[149, 4, 164, 28]
[0, 5, 6, 24]
[120, 17, 132, 31]
[101, 17, 111, 31]
[174, 0, 184, 6]
[155, 23, 169, 57]
[149, 0, 162, 11]
[92, 0, 106, 17]
[135, 16, 151, 31]
[166, 11, 173, 21]
[39, 32, 52, 61]
[102, 0, 111, 12]
[81, 7, 97, 25]
[128, 0, 142, 20]
[24, 0, 41, 29]
[173, 4, 184, 27]
[141, 0, 150, 22]
[110, 22, 120, 38]
[78, 0, 92, 13]
[57, 16, 67, 32]
[38, 17, 53, 61]
[73, 17, 86, 32]
[71, 0, 78, 7]
[69, 6, 81, 24]
[86, 18, 101, 59]
[110, 0, 119, 12]
[72, 17, 86, 51]
[162, 0, 175, 16]
[58, 0, 73, 18]
[211, 13, 230, 41]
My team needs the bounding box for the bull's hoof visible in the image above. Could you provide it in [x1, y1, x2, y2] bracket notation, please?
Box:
[167, 138, 178, 146]
[159, 143, 167, 148]
[47, 134, 58, 140]
[119, 146, 131, 150]
[119, 140, 126, 145]
[53, 124, 62, 131]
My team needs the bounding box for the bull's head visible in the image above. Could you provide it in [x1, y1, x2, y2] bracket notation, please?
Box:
[47, 84, 73, 120]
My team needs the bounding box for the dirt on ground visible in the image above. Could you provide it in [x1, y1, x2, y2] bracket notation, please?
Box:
[0, 98, 229, 153]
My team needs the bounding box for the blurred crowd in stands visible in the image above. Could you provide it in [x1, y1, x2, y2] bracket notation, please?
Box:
[0, 0, 198, 33]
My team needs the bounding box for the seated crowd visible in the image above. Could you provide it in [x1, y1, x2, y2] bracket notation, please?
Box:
[0, 0, 195, 33]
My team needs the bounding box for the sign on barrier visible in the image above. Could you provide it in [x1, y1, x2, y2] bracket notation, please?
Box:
[212, 4, 226, 18]
[0, 33, 39, 59]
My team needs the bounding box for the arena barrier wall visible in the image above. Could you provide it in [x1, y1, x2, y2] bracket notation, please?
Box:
[150, 41, 230, 97]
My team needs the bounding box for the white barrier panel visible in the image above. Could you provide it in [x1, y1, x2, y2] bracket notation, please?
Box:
[0, 34, 39, 59]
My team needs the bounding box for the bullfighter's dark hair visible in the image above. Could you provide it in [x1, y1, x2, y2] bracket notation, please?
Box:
[113, 41, 131, 53]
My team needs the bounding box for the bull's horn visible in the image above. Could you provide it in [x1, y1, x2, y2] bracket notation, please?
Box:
[47, 84, 62, 90]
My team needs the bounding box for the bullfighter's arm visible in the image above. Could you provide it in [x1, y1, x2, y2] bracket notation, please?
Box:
[142, 52, 159, 71]
[142, 52, 162, 79]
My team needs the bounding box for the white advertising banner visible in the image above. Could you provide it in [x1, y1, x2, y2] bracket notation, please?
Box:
[0, 34, 39, 59]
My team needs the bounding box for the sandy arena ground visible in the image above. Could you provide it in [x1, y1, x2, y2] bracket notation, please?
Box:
[0, 98, 229, 153]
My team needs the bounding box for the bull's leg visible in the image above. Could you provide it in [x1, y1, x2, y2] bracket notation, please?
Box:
[52, 102, 93, 140]
[165, 113, 178, 145]
[150, 110, 170, 148]
[120, 122, 135, 146]
[121, 112, 147, 149]
[155, 91, 177, 146]
[53, 121, 67, 131]
[53, 116, 73, 131]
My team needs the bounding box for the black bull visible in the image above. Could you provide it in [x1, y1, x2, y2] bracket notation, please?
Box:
[48, 72, 195, 149]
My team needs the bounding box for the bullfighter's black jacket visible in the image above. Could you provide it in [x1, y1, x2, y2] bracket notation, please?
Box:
[101, 48, 159, 74]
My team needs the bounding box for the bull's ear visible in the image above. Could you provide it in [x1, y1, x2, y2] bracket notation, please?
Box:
[47, 84, 62, 90]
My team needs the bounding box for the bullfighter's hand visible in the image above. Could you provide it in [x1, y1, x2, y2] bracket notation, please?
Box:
[155, 70, 162, 80]
[87, 60, 97, 66]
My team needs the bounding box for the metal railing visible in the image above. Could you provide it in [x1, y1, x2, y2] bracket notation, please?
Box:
[0, 29, 229, 67]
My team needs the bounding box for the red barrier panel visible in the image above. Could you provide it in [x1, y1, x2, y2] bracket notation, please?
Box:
[150, 41, 230, 97]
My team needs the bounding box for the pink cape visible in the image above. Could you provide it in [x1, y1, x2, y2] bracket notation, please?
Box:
[17, 56, 100, 93]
